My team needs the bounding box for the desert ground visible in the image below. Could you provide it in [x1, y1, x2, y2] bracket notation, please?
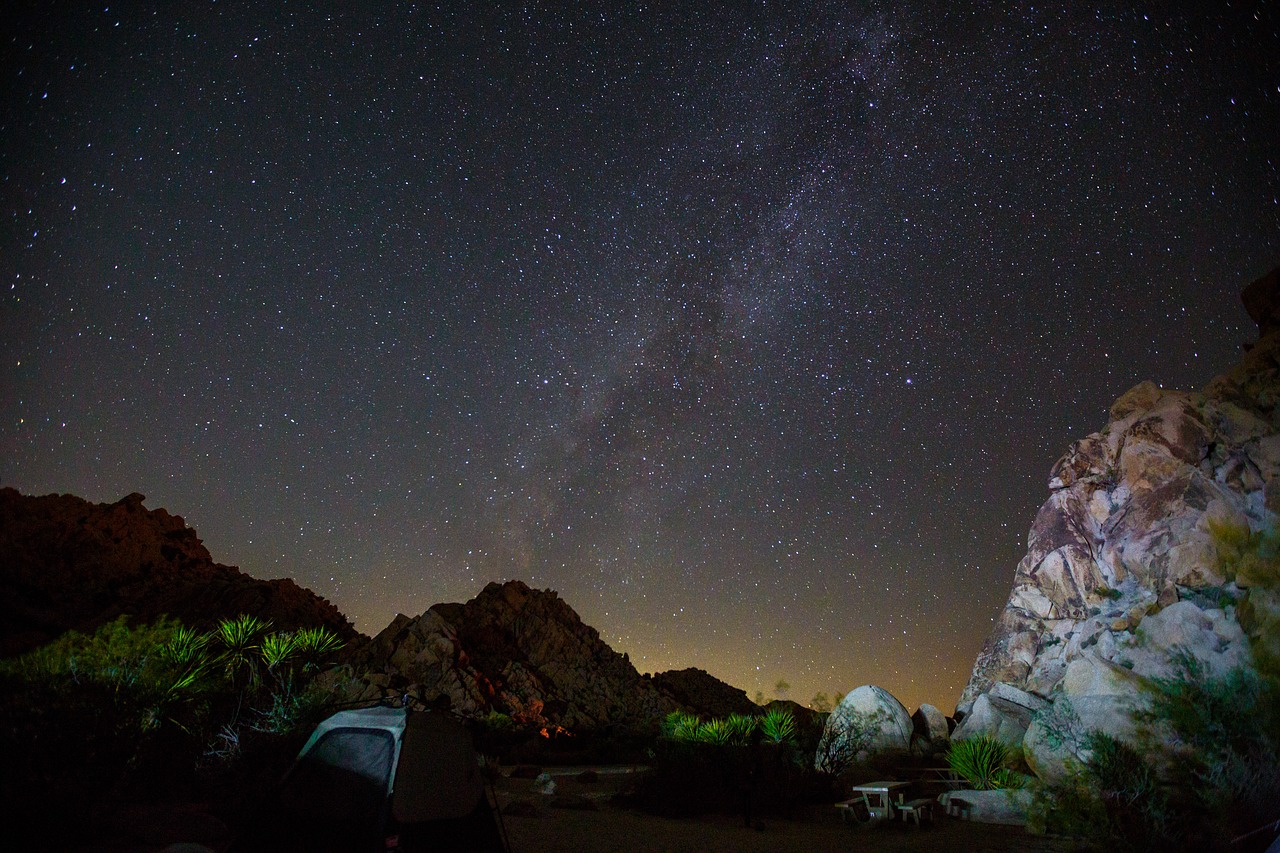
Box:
[493, 767, 1079, 853]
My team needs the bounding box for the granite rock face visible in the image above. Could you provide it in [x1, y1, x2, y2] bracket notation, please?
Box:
[957, 268, 1280, 777]
[350, 580, 683, 731]
[0, 488, 357, 656]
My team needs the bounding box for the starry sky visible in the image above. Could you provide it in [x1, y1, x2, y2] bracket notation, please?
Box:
[2, 2, 1278, 714]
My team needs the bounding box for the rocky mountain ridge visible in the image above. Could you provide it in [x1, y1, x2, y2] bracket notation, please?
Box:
[0, 488, 752, 729]
[344, 579, 753, 730]
[0, 488, 358, 656]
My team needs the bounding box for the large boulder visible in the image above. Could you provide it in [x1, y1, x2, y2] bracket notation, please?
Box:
[815, 685, 913, 771]
[938, 789, 1034, 826]
[952, 682, 1047, 746]
[910, 703, 950, 755]
[957, 268, 1280, 782]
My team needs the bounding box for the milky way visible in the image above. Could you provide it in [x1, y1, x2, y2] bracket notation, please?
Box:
[3, 2, 1278, 711]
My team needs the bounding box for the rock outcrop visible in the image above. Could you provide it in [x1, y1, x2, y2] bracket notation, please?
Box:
[956, 267, 1280, 777]
[0, 488, 358, 656]
[648, 667, 758, 718]
[349, 580, 683, 731]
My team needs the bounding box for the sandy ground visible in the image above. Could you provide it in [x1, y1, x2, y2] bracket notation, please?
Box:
[492, 767, 1081, 853]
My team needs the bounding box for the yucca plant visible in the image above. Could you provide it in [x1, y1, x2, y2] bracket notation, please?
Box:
[215, 614, 269, 686]
[292, 626, 345, 672]
[260, 632, 299, 672]
[724, 713, 758, 745]
[759, 707, 797, 744]
[161, 625, 212, 668]
[662, 710, 702, 742]
[215, 614, 270, 722]
[157, 625, 211, 700]
[696, 718, 734, 745]
[946, 735, 1021, 790]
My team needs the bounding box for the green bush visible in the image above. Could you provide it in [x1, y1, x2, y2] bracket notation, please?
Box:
[1139, 651, 1280, 838]
[944, 735, 1021, 790]
[1031, 651, 1280, 851]
[759, 707, 797, 744]
[0, 612, 347, 839]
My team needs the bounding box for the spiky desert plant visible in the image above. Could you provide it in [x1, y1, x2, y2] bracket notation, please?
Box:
[161, 625, 211, 668]
[159, 625, 215, 698]
[696, 718, 734, 745]
[946, 735, 1020, 790]
[260, 632, 299, 674]
[292, 626, 345, 672]
[724, 713, 758, 745]
[215, 614, 270, 723]
[215, 615, 269, 685]
[759, 706, 797, 744]
[662, 710, 702, 742]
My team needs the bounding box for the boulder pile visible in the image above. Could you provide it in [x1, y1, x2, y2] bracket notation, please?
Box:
[956, 267, 1280, 778]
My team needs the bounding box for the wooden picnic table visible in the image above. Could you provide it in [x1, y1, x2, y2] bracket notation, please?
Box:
[838, 780, 912, 823]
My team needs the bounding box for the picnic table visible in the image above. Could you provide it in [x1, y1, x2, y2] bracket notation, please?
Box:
[836, 780, 911, 824]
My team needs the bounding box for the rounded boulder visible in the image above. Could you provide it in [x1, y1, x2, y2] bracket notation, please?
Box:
[815, 685, 913, 771]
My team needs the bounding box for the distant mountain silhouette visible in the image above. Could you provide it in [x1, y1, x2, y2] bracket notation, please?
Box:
[0, 488, 358, 656]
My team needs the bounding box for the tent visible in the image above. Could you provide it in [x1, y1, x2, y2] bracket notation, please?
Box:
[232, 706, 508, 853]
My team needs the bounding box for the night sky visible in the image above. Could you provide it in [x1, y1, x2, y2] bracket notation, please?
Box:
[3, 3, 1278, 713]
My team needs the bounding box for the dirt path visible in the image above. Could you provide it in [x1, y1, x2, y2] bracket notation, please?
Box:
[493, 768, 1080, 853]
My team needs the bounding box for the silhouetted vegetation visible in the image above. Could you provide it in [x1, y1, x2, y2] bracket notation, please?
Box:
[0, 614, 349, 844]
[626, 708, 835, 822]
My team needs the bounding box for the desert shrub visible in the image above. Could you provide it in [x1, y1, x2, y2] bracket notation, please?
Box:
[1209, 520, 1280, 679]
[1030, 650, 1280, 851]
[631, 706, 820, 820]
[1027, 770, 1110, 842]
[945, 735, 1022, 790]
[1138, 651, 1280, 841]
[1029, 729, 1181, 851]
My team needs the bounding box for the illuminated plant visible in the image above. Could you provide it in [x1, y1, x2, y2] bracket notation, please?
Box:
[662, 710, 702, 742]
[945, 735, 1021, 790]
[759, 707, 797, 744]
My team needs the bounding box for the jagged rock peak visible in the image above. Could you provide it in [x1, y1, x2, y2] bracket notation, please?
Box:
[353, 580, 678, 731]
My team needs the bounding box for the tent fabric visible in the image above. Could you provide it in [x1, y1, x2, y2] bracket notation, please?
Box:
[391, 710, 485, 823]
[231, 704, 507, 853]
[280, 728, 395, 822]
